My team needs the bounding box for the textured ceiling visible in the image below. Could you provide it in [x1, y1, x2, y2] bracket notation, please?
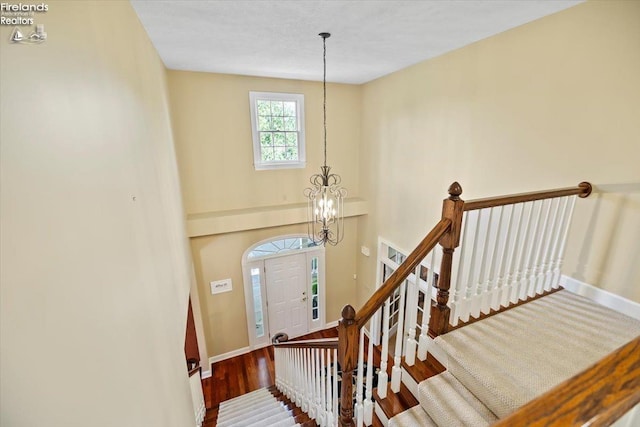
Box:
[131, 0, 583, 84]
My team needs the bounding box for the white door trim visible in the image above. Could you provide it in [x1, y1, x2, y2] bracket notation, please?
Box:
[242, 234, 326, 351]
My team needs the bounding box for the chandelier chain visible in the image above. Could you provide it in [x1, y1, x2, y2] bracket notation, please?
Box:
[323, 35, 327, 168]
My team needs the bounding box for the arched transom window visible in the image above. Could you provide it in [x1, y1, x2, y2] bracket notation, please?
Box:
[247, 237, 317, 260]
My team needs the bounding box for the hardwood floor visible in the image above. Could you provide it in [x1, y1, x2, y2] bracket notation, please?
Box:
[200, 326, 429, 425]
[203, 328, 338, 408]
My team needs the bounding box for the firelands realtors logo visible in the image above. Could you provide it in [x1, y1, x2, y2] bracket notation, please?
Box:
[1, 2, 48, 44]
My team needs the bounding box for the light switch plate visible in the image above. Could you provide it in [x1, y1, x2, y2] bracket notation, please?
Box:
[210, 279, 232, 295]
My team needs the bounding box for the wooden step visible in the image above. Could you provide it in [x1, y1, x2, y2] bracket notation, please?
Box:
[372, 411, 384, 427]
[373, 381, 419, 422]
[202, 404, 218, 426]
[401, 353, 445, 384]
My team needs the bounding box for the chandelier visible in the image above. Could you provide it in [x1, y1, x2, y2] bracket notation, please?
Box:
[304, 32, 347, 246]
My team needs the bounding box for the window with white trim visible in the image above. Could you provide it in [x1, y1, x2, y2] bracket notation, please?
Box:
[377, 240, 441, 340]
[249, 91, 305, 170]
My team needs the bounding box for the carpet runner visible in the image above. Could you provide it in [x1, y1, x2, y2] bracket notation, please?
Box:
[390, 289, 640, 426]
[216, 388, 299, 427]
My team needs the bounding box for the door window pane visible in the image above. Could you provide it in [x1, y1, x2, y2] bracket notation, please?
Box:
[251, 267, 265, 337]
[311, 256, 319, 320]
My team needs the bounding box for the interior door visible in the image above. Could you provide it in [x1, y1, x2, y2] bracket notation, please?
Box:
[265, 253, 309, 339]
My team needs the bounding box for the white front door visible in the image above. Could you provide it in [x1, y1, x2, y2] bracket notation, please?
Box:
[265, 253, 309, 339]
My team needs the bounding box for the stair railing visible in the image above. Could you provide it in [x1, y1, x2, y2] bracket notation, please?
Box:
[337, 181, 592, 427]
[338, 185, 459, 427]
[273, 338, 339, 427]
[448, 181, 592, 326]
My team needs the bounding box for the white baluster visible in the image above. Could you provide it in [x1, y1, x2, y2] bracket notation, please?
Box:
[545, 197, 569, 291]
[320, 348, 327, 426]
[364, 318, 374, 426]
[377, 299, 390, 399]
[535, 199, 559, 294]
[333, 350, 340, 426]
[486, 206, 505, 311]
[299, 348, 305, 406]
[283, 349, 289, 398]
[552, 195, 577, 287]
[275, 348, 280, 390]
[513, 202, 534, 303]
[326, 349, 334, 427]
[451, 213, 470, 325]
[404, 266, 420, 366]
[540, 198, 562, 292]
[504, 203, 526, 304]
[528, 199, 551, 297]
[297, 348, 305, 412]
[417, 276, 431, 360]
[315, 349, 322, 421]
[293, 348, 299, 406]
[309, 348, 316, 419]
[476, 207, 495, 316]
[390, 281, 406, 393]
[355, 328, 365, 427]
[523, 200, 544, 299]
[293, 348, 297, 399]
[495, 204, 516, 308]
[464, 210, 482, 320]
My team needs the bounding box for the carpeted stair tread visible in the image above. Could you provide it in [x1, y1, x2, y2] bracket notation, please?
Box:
[435, 290, 640, 418]
[218, 390, 274, 412]
[216, 387, 301, 427]
[217, 403, 286, 427]
[218, 397, 282, 420]
[220, 387, 270, 405]
[268, 417, 298, 427]
[417, 372, 497, 427]
[389, 405, 437, 427]
[252, 410, 296, 426]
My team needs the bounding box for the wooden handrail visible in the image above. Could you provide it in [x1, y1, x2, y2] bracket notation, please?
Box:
[493, 336, 640, 427]
[464, 181, 592, 211]
[273, 338, 339, 349]
[188, 365, 201, 378]
[354, 217, 452, 329]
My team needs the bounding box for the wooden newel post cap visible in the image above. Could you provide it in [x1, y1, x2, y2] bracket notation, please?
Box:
[578, 181, 592, 198]
[448, 182, 463, 200]
[341, 304, 356, 322]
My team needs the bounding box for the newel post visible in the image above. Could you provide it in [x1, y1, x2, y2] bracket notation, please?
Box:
[338, 304, 358, 427]
[429, 182, 465, 336]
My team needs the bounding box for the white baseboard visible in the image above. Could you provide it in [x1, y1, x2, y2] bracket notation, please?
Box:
[325, 320, 339, 328]
[209, 346, 252, 365]
[374, 401, 390, 427]
[208, 321, 340, 366]
[560, 275, 640, 321]
[427, 337, 448, 369]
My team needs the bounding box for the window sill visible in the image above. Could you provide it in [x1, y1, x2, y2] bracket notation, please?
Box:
[254, 161, 306, 171]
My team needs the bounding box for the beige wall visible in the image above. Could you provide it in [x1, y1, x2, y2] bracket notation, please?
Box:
[168, 71, 362, 356]
[191, 219, 358, 356]
[167, 71, 361, 214]
[357, 0, 640, 304]
[0, 2, 195, 426]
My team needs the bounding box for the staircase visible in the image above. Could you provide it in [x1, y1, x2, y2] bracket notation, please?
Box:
[387, 289, 640, 426]
[211, 182, 640, 426]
